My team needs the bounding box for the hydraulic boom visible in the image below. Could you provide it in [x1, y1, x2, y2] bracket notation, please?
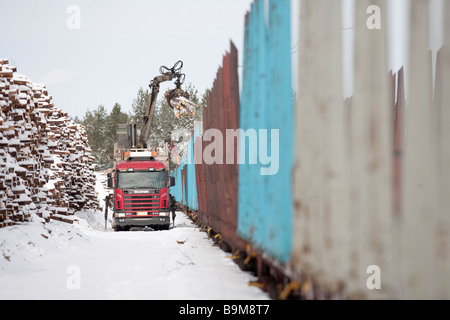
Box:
[138, 60, 197, 148]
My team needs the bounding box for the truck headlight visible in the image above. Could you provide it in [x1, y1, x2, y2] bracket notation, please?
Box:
[159, 212, 168, 217]
[116, 213, 125, 218]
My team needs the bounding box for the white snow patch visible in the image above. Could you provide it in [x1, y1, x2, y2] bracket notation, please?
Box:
[0, 173, 269, 300]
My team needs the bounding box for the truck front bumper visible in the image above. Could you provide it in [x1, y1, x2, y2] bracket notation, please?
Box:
[113, 215, 170, 227]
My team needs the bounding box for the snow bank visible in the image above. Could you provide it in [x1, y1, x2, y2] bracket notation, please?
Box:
[0, 212, 90, 270]
[0, 172, 269, 300]
[0, 173, 107, 271]
[0, 211, 270, 300]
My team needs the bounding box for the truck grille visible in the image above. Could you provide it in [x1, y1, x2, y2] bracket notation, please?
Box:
[123, 193, 160, 214]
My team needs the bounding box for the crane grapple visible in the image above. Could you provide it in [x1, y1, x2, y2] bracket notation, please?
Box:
[165, 88, 198, 118]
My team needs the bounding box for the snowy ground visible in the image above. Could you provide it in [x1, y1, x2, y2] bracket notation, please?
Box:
[0, 173, 269, 300]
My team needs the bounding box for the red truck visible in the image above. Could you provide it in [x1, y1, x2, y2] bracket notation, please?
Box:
[108, 151, 175, 231]
[106, 61, 195, 231]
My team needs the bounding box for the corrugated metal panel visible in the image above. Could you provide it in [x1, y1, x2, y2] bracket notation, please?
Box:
[433, 3, 450, 298]
[170, 160, 183, 204]
[351, 0, 393, 298]
[194, 41, 245, 250]
[402, 0, 449, 299]
[433, 1, 450, 299]
[293, 0, 349, 298]
[181, 166, 187, 206]
[206, 64, 226, 231]
[293, 0, 450, 299]
[294, 0, 395, 299]
[185, 126, 199, 211]
[238, 0, 293, 264]
[393, 68, 405, 217]
[170, 127, 199, 211]
[169, 0, 450, 299]
[194, 135, 208, 221]
[403, 0, 434, 299]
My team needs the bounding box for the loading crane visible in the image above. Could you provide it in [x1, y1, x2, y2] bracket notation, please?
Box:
[106, 61, 197, 231]
[138, 60, 197, 148]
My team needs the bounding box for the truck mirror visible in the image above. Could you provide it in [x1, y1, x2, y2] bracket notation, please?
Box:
[169, 176, 176, 187]
[107, 173, 113, 188]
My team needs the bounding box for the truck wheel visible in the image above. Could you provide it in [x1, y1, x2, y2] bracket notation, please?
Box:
[114, 225, 122, 232]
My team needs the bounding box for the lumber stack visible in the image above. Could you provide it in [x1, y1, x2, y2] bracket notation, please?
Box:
[0, 59, 98, 228]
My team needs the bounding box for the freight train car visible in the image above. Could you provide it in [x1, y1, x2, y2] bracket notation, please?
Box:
[171, 41, 248, 256]
[171, 0, 450, 300]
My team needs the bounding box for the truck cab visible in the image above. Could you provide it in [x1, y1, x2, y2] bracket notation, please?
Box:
[108, 152, 175, 231]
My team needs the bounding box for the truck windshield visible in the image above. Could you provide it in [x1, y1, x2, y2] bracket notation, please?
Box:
[117, 171, 167, 189]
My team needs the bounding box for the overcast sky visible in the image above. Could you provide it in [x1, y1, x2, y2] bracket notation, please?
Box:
[0, 0, 443, 118]
[0, 0, 255, 118]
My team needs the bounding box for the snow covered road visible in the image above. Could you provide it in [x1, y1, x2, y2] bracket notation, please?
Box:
[0, 212, 269, 300]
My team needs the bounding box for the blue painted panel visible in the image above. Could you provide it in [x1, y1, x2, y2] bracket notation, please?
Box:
[185, 125, 200, 211]
[170, 125, 200, 211]
[170, 160, 183, 204]
[238, 0, 293, 264]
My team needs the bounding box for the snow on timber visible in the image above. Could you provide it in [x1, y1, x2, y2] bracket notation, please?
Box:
[0, 173, 269, 300]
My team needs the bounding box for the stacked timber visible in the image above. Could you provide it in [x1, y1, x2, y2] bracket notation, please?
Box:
[0, 59, 98, 228]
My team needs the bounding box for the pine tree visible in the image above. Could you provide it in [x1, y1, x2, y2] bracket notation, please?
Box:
[72, 115, 82, 124]
[82, 104, 108, 167]
[105, 103, 129, 159]
[149, 98, 175, 146]
[130, 87, 149, 133]
[148, 83, 209, 163]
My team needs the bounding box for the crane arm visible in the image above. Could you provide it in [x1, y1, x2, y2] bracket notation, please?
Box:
[138, 74, 173, 148]
[138, 61, 184, 148]
[137, 60, 198, 148]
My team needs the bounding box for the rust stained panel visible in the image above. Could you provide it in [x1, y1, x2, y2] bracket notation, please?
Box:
[195, 42, 245, 250]
[199, 69, 218, 226]
[207, 65, 224, 232]
[194, 136, 208, 224]
[206, 67, 221, 227]
[181, 166, 187, 207]
[393, 67, 405, 217]
[220, 45, 243, 249]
